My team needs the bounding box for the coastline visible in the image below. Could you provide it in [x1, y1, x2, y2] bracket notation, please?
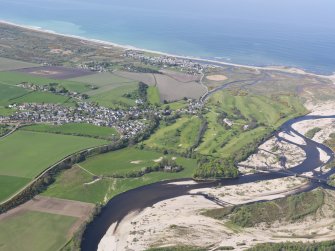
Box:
[1, 19, 335, 83]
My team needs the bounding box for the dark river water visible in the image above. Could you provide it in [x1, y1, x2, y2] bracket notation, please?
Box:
[81, 115, 335, 251]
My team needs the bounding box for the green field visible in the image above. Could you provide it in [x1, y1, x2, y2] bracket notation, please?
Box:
[0, 83, 30, 106]
[69, 72, 132, 86]
[147, 86, 161, 105]
[89, 84, 139, 108]
[0, 130, 107, 201]
[0, 211, 77, 251]
[0, 71, 90, 93]
[0, 175, 31, 202]
[10, 91, 70, 104]
[144, 116, 202, 152]
[22, 123, 119, 140]
[81, 147, 196, 176]
[44, 148, 197, 203]
[0, 106, 16, 116]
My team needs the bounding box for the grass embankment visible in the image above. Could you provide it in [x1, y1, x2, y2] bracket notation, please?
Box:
[0, 130, 108, 202]
[0, 211, 77, 251]
[203, 189, 325, 228]
[43, 147, 197, 204]
[197, 91, 307, 158]
[22, 123, 119, 140]
[144, 116, 202, 152]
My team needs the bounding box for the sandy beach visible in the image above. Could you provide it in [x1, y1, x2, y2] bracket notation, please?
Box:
[1, 19, 334, 83]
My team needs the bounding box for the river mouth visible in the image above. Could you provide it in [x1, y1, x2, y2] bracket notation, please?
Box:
[81, 115, 335, 251]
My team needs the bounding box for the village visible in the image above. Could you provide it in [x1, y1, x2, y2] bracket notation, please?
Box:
[0, 98, 203, 139]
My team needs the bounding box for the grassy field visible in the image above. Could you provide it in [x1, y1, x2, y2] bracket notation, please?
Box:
[147, 86, 161, 105]
[144, 116, 202, 152]
[0, 175, 31, 202]
[69, 72, 134, 87]
[0, 82, 30, 106]
[22, 123, 119, 140]
[0, 71, 90, 93]
[81, 147, 196, 176]
[0, 57, 38, 71]
[197, 91, 306, 157]
[89, 84, 138, 108]
[0, 130, 107, 201]
[0, 107, 15, 116]
[44, 148, 197, 204]
[0, 211, 77, 251]
[10, 91, 70, 104]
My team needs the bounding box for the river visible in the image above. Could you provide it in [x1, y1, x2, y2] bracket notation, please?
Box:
[81, 115, 335, 251]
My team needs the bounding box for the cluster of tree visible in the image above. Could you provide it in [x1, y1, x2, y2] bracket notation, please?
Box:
[122, 64, 161, 74]
[138, 82, 149, 102]
[247, 241, 335, 251]
[194, 158, 238, 179]
[0, 124, 11, 137]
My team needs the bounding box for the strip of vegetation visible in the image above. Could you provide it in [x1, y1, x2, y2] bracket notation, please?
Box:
[305, 127, 321, 139]
[247, 240, 335, 251]
[202, 189, 325, 227]
[0, 124, 12, 137]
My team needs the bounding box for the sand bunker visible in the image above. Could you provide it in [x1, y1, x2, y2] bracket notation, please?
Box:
[130, 160, 143, 164]
[206, 75, 228, 81]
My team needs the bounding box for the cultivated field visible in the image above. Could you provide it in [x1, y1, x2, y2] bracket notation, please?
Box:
[154, 74, 206, 101]
[144, 116, 202, 152]
[10, 91, 70, 104]
[89, 84, 139, 108]
[0, 194, 95, 251]
[0, 130, 107, 201]
[0, 71, 91, 93]
[22, 123, 119, 140]
[0, 82, 29, 106]
[114, 71, 157, 86]
[14, 66, 95, 79]
[0, 57, 38, 71]
[0, 211, 77, 251]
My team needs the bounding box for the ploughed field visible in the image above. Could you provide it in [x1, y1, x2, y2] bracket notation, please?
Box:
[0, 130, 108, 202]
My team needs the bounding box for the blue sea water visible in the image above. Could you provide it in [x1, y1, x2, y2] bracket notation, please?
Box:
[0, 0, 334, 74]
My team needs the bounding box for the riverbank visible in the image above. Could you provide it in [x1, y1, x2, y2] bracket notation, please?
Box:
[1, 20, 335, 83]
[92, 111, 335, 250]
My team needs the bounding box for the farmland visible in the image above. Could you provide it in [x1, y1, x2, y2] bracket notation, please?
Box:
[22, 123, 119, 140]
[144, 116, 202, 152]
[89, 84, 139, 108]
[0, 71, 91, 93]
[10, 91, 70, 104]
[0, 211, 77, 251]
[0, 130, 107, 201]
[0, 57, 38, 71]
[43, 148, 197, 204]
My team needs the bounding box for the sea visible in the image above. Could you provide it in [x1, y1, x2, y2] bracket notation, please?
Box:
[0, 0, 335, 75]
